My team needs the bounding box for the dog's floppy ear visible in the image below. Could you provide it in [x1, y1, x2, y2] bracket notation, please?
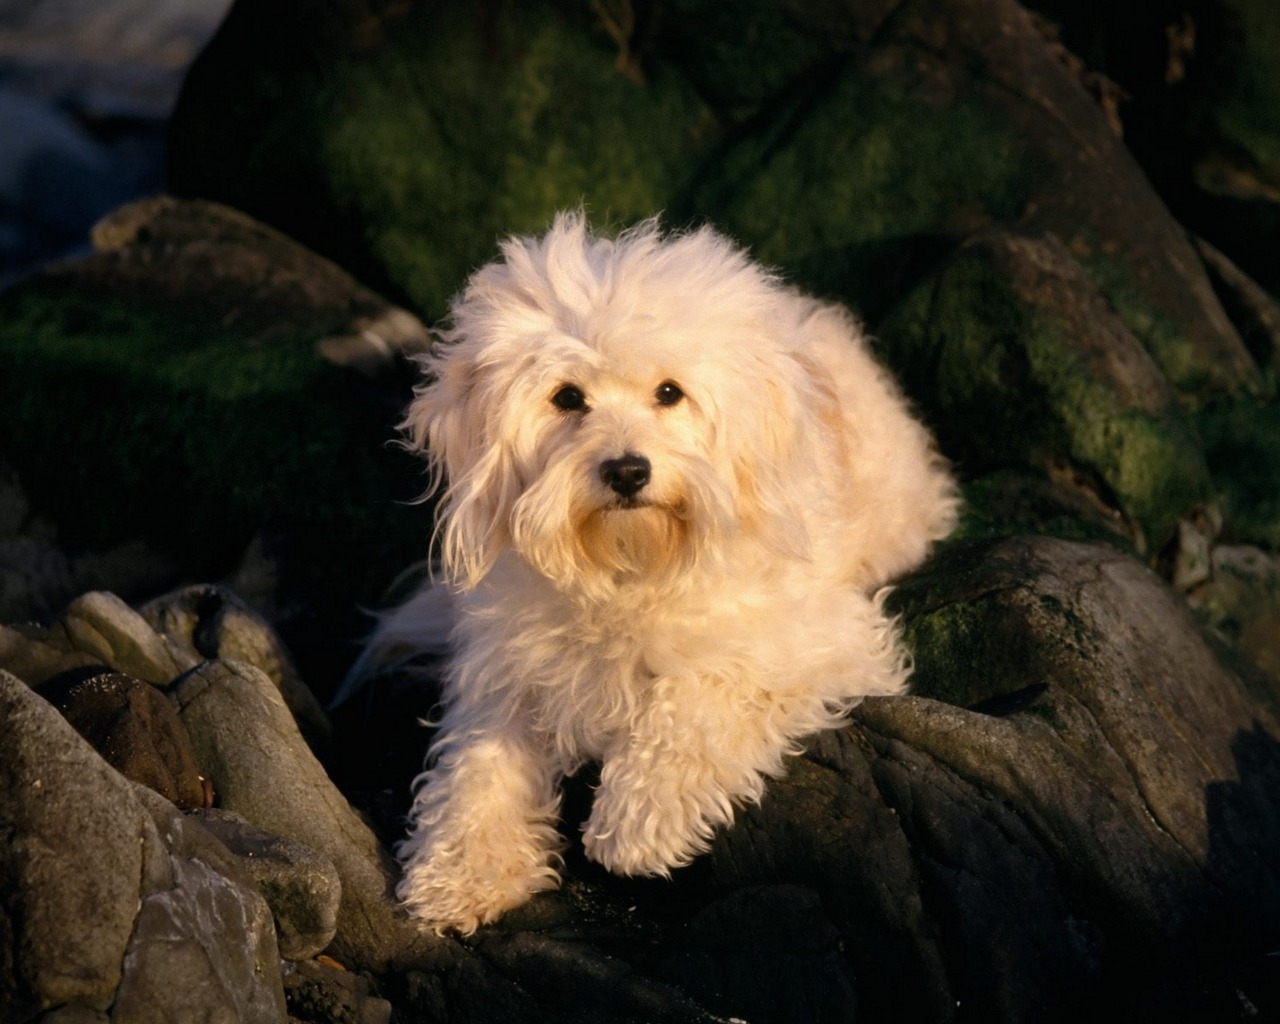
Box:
[402, 343, 517, 587]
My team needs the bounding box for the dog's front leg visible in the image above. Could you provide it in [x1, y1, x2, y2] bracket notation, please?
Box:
[582, 678, 787, 877]
[395, 722, 563, 934]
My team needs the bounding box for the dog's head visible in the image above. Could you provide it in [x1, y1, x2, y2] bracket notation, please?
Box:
[404, 212, 843, 595]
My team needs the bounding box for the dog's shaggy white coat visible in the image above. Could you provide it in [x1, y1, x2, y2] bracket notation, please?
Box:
[362, 212, 958, 934]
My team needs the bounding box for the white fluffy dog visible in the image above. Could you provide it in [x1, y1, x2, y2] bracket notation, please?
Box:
[365, 212, 958, 934]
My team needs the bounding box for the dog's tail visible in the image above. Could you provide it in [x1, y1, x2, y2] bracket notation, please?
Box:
[330, 580, 456, 709]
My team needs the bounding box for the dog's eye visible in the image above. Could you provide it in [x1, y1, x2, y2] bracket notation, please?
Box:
[551, 384, 588, 412]
[655, 381, 684, 407]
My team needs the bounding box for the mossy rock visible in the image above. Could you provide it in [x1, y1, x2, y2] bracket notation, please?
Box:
[677, 55, 1028, 321]
[0, 200, 430, 686]
[1023, 0, 1280, 297]
[1196, 397, 1280, 550]
[880, 228, 1214, 553]
[171, 0, 1258, 411]
[171, 0, 717, 319]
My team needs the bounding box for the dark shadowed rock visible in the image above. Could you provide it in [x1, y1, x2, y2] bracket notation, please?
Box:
[0, 197, 430, 696]
[700, 536, 1280, 1021]
[38, 669, 206, 809]
[282, 958, 392, 1024]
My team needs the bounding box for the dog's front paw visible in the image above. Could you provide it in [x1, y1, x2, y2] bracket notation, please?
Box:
[396, 831, 559, 935]
[581, 776, 719, 877]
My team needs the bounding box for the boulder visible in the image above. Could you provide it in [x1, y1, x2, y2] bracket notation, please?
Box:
[194, 808, 342, 962]
[880, 228, 1215, 553]
[0, 670, 285, 1023]
[0, 196, 429, 695]
[169, 657, 440, 971]
[38, 669, 207, 810]
[697, 535, 1280, 1021]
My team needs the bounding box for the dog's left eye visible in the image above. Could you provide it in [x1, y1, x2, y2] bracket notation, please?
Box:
[655, 381, 684, 407]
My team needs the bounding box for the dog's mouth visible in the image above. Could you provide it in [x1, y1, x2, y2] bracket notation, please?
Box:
[607, 495, 651, 511]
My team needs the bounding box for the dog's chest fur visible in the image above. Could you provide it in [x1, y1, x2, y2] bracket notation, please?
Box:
[457, 556, 762, 764]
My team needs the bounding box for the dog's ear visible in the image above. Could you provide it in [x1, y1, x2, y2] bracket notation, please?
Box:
[402, 346, 516, 587]
[721, 352, 819, 563]
[725, 302, 860, 563]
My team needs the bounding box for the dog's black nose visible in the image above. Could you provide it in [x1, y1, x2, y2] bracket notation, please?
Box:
[599, 453, 651, 498]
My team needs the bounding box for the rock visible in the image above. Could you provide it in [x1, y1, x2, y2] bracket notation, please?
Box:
[35, 1006, 110, 1024]
[0, 589, 195, 689]
[120, 784, 287, 1024]
[0, 669, 147, 1016]
[85, 195, 433, 373]
[1187, 543, 1280, 687]
[656, 885, 858, 1024]
[38, 669, 207, 809]
[700, 535, 1280, 1021]
[881, 227, 1215, 552]
[1195, 396, 1280, 552]
[1019, 0, 1280, 297]
[282, 959, 392, 1024]
[0, 670, 285, 1023]
[170, 657, 439, 971]
[1194, 235, 1280, 370]
[141, 582, 333, 752]
[195, 808, 342, 961]
[169, 0, 710, 316]
[169, 0, 1258, 404]
[0, 197, 429, 694]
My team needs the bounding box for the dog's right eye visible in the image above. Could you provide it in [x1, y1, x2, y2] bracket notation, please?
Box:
[551, 384, 587, 412]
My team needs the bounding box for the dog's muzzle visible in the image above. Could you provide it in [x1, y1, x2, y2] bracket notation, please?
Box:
[599, 453, 651, 500]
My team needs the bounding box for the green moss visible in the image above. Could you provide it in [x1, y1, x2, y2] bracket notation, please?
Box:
[1196, 398, 1280, 550]
[881, 254, 1051, 468]
[1215, 0, 1280, 176]
[0, 280, 425, 614]
[310, 3, 714, 318]
[1021, 319, 1212, 547]
[880, 245, 1213, 550]
[659, 0, 828, 117]
[690, 66, 1028, 309]
[1082, 251, 1216, 399]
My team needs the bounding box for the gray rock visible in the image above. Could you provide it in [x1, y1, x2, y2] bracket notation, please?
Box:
[0, 670, 286, 1023]
[0, 669, 145, 1016]
[170, 658, 439, 970]
[118, 786, 286, 1024]
[142, 582, 332, 752]
[195, 807, 342, 960]
[0, 589, 197, 689]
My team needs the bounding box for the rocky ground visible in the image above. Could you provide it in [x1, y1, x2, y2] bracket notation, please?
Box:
[3, 1, 1280, 1022]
